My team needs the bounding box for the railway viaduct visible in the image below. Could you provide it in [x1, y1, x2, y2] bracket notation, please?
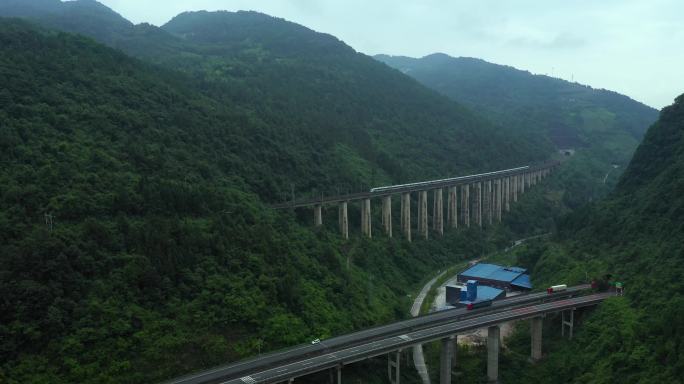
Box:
[275, 162, 559, 241]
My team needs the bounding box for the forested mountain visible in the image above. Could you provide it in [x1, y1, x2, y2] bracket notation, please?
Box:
[0, 10, 544, 384]
[495, 94, 684, 382]
[376, 53, 660, 207]
[0, 2, 669, 384]
[0, 0, 546, 202]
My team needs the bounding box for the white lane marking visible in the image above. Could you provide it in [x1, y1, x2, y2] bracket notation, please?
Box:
[223, 294, 608, 384]
[399, 335, 412, 342]
[240, 376, 257, 384]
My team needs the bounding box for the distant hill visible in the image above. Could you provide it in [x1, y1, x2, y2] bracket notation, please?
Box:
[0, 2, 548, 201]
[376, 53, 657, 150]
[0, 0, 133, 44]
[376, 53, 660, 208]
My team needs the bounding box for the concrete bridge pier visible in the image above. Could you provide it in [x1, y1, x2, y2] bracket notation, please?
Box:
[447, 186, 458, 229]
[504, 177, 511, 212]
[474, 182, 482, 227]
[462, 184, 470, 227]
[361, 198, 372, 238]
[531, 316, 543, 361]
[327, 364, 342, 384]
[401, 193, 411, 242]
[418, 190, 428, 239]
[485, 180, 493, 225]
[314, 204, 323, 227]
[433, 188, 444, 235]
[487, 325, 500, 383]
[562, 309, 575, 339]
[339, 202, 348, 239]
[496, 179, 503, 222]
[513, 175, 518, 202]
[526, 172, 532, 189]
[388, 350, 401, 384]
[440, 336, 455, 384]
[491, 180, 498, 223]
[520, 174, 525, 194]
[382, 196, 392, 238]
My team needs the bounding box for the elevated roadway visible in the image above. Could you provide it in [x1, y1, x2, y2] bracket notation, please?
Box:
[166, 284, 591, 384]
[223, 292, 611, 384]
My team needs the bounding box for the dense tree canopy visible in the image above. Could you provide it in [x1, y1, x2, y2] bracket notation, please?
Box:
[376, 53, 660, 209]
[0, 18, 547, 383]
[493, 94, 684, 383]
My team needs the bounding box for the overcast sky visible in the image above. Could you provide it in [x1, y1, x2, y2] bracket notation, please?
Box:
[100, 0, 683, 109]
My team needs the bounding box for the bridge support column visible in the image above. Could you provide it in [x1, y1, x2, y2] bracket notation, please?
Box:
[361, 198, 372, 238]
[495, 179, 502, 222]
[520, 174, 525, 194]
[447, 186, 458, 229]
[462, 184, 470, 227]
[504, 177, 511, 212]
[531, 316, 543, 361]
[314, 204, 323, 227]
[382, 196, 392, 238]
[339, 202, 348, 239]
[500, 179, 506, 214]
[388, 350, 401, 384]
[418, 190, 428, 239]
[332, 364, 342, 384]
[526, 172, 532, 189]
[452, 336, 459, 369]
[401, 193, 411, 242]
[433, 188, 444, 236]
[513, 175, 518, 202]
[474, 182, 482, 227]
[440, 336, 454, 384]
[562, 309, 574, 339]
[487, 325, 500, 383]
[485, 180, 492, 225]
[490, 180, 497, 223]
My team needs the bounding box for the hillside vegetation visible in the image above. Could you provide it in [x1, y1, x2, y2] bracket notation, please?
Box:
[0, 1, 547, 200]
[486, 94, 684, 383]
[376, 53, 659, 208]
[0, 2, 668, 383]
[0, 16, 542, 384]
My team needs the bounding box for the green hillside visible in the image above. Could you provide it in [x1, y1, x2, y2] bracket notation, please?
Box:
[479, 94, 684, 383]
[0, 1, 547, 201]
[376, 53, 660, 208]
[0, 17, 544, 384]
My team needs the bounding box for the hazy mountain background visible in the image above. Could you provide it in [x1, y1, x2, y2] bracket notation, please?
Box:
[376, 53, 659, 208]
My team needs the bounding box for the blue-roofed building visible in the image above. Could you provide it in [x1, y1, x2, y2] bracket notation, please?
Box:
[445, 284, 505, 306]
[457, 263, 532, 291]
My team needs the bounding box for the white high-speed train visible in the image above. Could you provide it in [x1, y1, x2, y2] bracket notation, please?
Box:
[369, 166, 530, 194]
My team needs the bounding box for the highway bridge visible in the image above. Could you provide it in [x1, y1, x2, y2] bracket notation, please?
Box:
[274, 161, 559, 241]
[167, 285, 609, 384]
